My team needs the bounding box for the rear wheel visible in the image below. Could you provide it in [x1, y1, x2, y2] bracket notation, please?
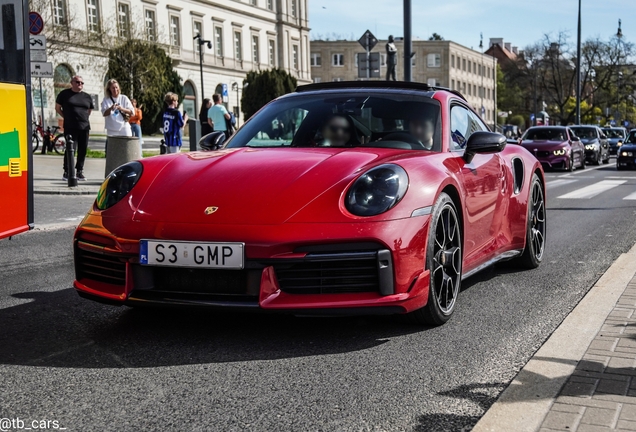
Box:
[516, 174, 546, 269]
[406, 193, 462, 326]
[52, 134, 66, 155]
[31, 133, 40, 153]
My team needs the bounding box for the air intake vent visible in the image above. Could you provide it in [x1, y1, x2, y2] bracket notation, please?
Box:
[76, 249, 127, 286]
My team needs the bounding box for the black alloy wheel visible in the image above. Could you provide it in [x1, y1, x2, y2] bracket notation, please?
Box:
[516, 174, 546, 269]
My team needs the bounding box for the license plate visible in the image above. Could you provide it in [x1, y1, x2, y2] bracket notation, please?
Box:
[139, 240, 244, 269]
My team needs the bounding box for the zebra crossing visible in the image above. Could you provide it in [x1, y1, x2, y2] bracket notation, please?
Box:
[543, 169, 636, 200]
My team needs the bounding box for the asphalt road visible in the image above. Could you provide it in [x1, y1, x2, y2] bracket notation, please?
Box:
[2, 162, 636, 431]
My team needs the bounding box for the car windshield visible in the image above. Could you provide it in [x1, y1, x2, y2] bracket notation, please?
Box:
[522, 128, 567, 141]
[225, 92, 443, 151]
[625, 131, 636, 144]
[570, 127, 597, 139]
[602, 128, 626, 139]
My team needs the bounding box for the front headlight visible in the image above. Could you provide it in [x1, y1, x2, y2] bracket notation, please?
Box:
[96, 161, 143, 210]
[345, 164, 408, 216]
[585, 144, 596, 150]
[621, 151, 633, 157]
[553, 149, 567, 156]
[617, 141, 623, 147]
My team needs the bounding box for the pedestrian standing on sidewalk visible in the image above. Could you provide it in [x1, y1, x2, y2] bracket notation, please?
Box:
[162, 92, 188, 153]
[199, 98, 213, 137]
[55, 75, 94, 181]
[101, 79, 134, 142]
[207, 94, 231, 141]
[129, 98, 143, 149]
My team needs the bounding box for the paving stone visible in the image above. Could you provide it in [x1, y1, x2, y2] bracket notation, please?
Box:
[616, 419, 636, 430]
[576, 424, 613, 432]
[595, 379, 630, 396]
[580, 407, 619, 427]
[551, 403, 586, 414]
[541, 410, 582, 430]
[590, 339, 619, 351]
[618, 339, 636, 348]
[561, 380, 597, 398]
[589, 350, 636, 360]
[594, 395, 636, 404]
[608, 357, 636, 370]
[556, 396, 620, 409]
[619, 403, 636, 421]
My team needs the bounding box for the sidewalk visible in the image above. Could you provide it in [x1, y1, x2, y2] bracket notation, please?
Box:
[474, 243, 636, 432]
[33, 154, 104, 195]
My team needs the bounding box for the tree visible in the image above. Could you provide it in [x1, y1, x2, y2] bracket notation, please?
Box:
[241, 68, 297, 121]
[107, 40, 183, 134]
[429, 33, 444, 41]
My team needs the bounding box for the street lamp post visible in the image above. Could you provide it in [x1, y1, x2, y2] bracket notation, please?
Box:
[403, 0, 412, 82]
[575, 0, 582, 124]
[617, 20, 624, 125]
[193, 34, 212, 100]
[479, 33, 484, 120]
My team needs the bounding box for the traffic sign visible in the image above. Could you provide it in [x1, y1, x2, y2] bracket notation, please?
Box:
[28, 12, 44, 35]
[358, 30, 378, 52]
[30, 50, 47, 62]
[30, 62, 53, 78]
[29, 35, 46, 50]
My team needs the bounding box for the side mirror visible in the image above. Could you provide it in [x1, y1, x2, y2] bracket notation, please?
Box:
[463, 131, 507, 163]
[199, 131, 226, 151]
[571, 136, 580, 142]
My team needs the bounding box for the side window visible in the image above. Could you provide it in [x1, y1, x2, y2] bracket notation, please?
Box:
[450, 105, 486, 150]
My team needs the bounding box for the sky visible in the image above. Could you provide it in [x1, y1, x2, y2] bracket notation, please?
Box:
[308, 0, 634, 51]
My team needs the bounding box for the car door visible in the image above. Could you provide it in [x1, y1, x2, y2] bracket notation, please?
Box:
[566, 128, 584, 165]
[450, 104, 503, 269]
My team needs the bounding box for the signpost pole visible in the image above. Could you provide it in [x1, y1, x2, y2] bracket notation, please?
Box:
[38, 77, 44, 129]
[366, 33, 370, 80]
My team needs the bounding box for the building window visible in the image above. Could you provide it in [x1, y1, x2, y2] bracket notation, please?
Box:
[53, 0, 67, 25]
[313, 77, 322, 83]
[170, 15, 180, 47]
[467, 61, 471, 73]
[268, 39, 276, 66]
[144, 9, 156, 41]
[292, 44, 299, 70]
[487, 67, 491, 79]
[252, 35, 259, 63]
[86, 0, 100, 32]
[193, 21, 202, 54]
[310, 53, 321, 67]
[250, 0, 257, 5]
[427, 53, 440, 68]
[267, 0, 274, 10]
[332, 53, 344, 66]
[451, 79, 455, 89]
[234, 31, 242, 61]
[462, 58, 466, 71]
[117, 3, 130, 39]
[215, 26, 223, 57]
[451, 55, 455, 68]
[290, 0, 297, 17]
[333, 77, 342, 82]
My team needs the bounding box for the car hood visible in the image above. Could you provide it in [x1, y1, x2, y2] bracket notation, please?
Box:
[607, 138, 624, 144]
[580, 138, 599, 145]
[618, 143, 636, 152]
[133, 147, 404, 225]
[519, 140, 567, 151]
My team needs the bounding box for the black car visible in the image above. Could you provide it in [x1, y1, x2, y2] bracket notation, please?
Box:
[617, 130, 636, 170]
[570, 125, 610, 165]
[601, 127, 627, 155]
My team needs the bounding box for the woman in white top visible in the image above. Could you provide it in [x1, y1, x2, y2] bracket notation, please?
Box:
[101, 79, 134, 137]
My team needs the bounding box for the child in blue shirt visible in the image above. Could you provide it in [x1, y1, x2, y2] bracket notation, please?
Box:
[162, 92, 188, 153]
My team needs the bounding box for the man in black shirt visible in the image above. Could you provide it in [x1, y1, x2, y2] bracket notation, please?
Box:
[55, 75, 94, 181]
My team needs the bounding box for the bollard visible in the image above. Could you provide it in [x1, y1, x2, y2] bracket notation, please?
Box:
[160, 139, 167, 155]
[65, 135, 78, 187]
[41, 127, 50, 154]
[104, 136, 142, 177]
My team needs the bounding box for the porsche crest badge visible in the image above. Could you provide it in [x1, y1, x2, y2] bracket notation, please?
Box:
[204, 206, 219, 215]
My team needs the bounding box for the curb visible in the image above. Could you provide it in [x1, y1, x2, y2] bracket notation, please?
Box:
[473, 242, 636, 432]
[34, 188, 99, 196]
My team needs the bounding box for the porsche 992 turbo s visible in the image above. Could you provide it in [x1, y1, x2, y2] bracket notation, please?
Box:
[73, 81, 546, 326]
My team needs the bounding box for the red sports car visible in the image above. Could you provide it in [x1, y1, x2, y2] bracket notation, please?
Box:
[74, 81, 546, 325]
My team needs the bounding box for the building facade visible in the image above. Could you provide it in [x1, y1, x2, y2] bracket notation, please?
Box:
[310, 39, 497, 124]
[34, 0, 310, 132]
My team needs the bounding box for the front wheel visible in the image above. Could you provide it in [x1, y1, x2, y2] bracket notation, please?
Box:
[516, 174, 546, 269]
[52, 134, 66, 155]
[31, 133, 40, 153]
[567, 154, 574, 172]
[406, 192, 462, 326]
[579, 154, 586, 169]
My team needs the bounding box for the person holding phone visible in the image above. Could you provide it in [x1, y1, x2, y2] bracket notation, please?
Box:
[101, 79, 134, 140]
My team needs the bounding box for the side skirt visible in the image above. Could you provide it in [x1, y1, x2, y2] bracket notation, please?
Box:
[461, 249, 523, 281]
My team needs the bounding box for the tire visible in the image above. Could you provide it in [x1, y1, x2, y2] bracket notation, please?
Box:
[567, 154, 574, 172]
[603, 151, 610, 164]
[595, 152, 602, 165]
[515, 174, 546, 269]
[52, 134, 66, 155]
[579, 154, 586, 169]
[31, 133, 39, 153]
[405, 192, 462, 326]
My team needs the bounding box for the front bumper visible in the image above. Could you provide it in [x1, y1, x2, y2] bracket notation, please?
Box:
[584, 149, 602, 162]
[73, 214, 432, 315]
[617, 156, 636, 169]
[533, 154, 570, 170]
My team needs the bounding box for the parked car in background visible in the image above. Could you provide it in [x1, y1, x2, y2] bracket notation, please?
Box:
[570, 125, 610, 165]
[601, 127, 627, 155]
[518, 126, 585, 171]
[617, 129, 636, 170]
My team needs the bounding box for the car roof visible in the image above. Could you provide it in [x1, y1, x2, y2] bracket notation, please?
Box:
[297, 80, 467, 102]
[527, 126, 568, 130]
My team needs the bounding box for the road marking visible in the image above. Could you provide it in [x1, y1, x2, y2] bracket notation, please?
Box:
[623, 191, 636, 200]
[606, 176, 636, 180]
[545, 179, 577, 190]
[557, 180, 626, 199]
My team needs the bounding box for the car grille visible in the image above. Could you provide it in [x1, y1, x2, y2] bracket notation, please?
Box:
[535, 151, 551, 157]
[273, 252, 380, 294]
[151, 267, 248, 295]
[76, 249, 127, 286]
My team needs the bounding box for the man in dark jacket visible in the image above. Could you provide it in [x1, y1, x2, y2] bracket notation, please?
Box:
[55, 75, 94, 181]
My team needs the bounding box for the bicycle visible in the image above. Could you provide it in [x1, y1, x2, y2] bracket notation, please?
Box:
[32, 123, 66, 154]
